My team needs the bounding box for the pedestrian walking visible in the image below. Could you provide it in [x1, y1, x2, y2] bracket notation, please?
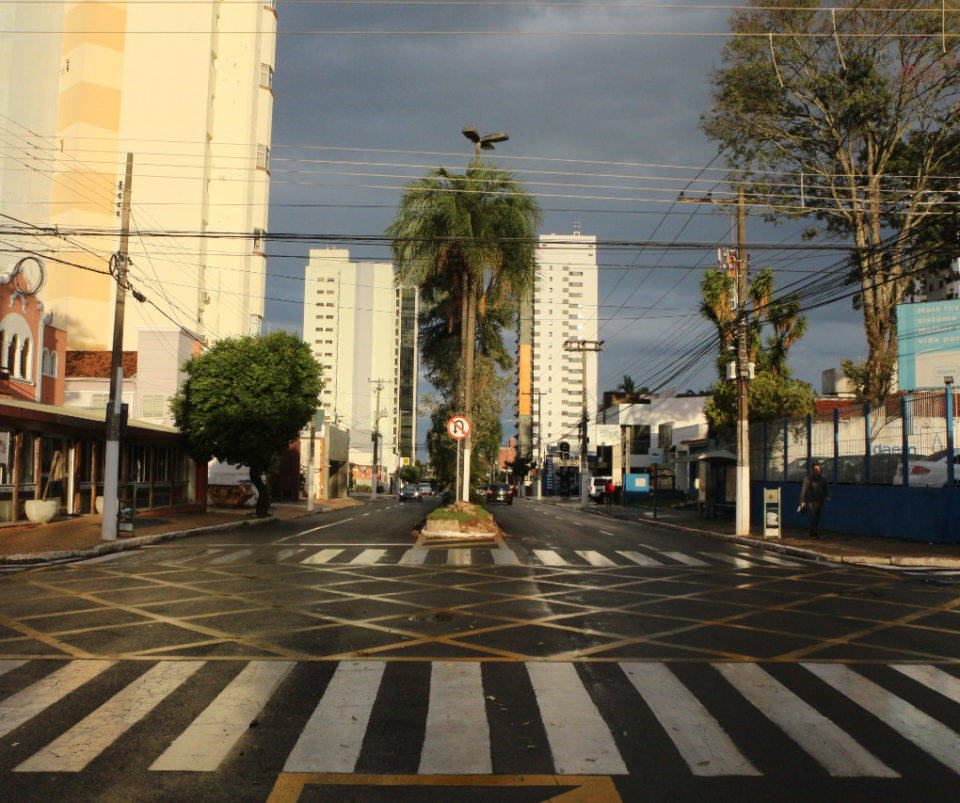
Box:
[800, 461, 831, 539]
[604, 479, 615, 507]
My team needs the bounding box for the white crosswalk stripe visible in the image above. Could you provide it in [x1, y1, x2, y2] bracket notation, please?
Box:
[576, 550, 618, 567]
[151, 661, 294, 772]
[532, 549, 571, 566]
[16, 661, 202, 772]
[301, 548, 345, 565]
[661, 551, 710, 566]
[715, 663, 897, 777]
[622, 662, 759, 776]
[283, 661, 385, 773]
[804, 662, 960, 775]
[616, 550, 664, 566]
[4, 658, 960, 780]
[349, 549, 388, 565]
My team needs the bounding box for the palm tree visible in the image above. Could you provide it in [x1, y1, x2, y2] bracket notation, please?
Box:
[387, 162, 540, 497]
[617, 375, 636, 394]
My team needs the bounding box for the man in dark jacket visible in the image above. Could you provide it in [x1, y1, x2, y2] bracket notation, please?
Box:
[800, 462, 831, 539]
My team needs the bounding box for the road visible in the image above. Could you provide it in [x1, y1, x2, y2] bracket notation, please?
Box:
[1, 497, 960, 801]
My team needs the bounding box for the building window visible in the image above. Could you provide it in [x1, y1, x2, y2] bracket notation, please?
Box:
[259, 63, 273, 89]
[142, 395, 165, 418]
[91, 393, 109, 409]
[256, 143, 270, 171]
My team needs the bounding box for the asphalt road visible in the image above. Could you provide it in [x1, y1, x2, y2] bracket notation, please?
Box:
[1, 497, 960, 801]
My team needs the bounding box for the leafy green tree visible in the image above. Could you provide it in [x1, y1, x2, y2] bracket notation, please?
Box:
[617, 375, 636, 394]
[702, 0, 960, 402]
[387, 161, 540, 496]
[172, 332, 322, 516]
[700, 266, 814, 430]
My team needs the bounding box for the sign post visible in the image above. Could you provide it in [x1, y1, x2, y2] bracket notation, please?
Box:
[447, 416, 471, 501]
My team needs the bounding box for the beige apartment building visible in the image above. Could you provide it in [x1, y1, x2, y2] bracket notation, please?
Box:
[0, 0, 277, 350]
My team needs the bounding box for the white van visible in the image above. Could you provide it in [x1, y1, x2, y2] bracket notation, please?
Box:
[589, 476, 613, 501]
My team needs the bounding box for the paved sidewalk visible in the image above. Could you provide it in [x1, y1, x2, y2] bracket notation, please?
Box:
[0, 497, 365, 564]
[530, 495, 960, 570]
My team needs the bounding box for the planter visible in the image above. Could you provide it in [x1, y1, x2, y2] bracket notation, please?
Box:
[24, 499, 58, 524]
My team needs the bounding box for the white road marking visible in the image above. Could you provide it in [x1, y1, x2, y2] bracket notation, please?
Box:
[716, 663, 897, 777]
[419, 662, 492, 774]
[16, 661, 203, 772]
[532, 549, 571, 567]
[703, 553, 758, 568]
[283, 661, 386, 773]
[301, 548, 345, 565]
[662, 551, 709, 566]
[0, 659, 26, 677]
[399, 548, 429, 565]
[350, 549, 388, 565]
[576, 550, 617, 567]
[0, 660, 116, 738]
[151, 661, 294, 771]
[491, 548, 518, 565]
[891, 664, 960, 705]
[599, 530, 615, 536]
[276, 548, 304, 561]
[276, 518, 355, 543]
[210, 549, 255, 565]
[616, 550, 664, 566]
[804, 662, 960, 774]
[526, 662, 627, 775]
[621, 662, 759, 776]
[740, 552, 805, 567]
[447, 549, 473, 566]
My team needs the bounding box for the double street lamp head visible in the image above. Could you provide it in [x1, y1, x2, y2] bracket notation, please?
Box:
[462, 126, 509, 158]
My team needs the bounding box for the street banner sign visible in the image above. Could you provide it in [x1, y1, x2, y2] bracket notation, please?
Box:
[447, 416, 471, 440]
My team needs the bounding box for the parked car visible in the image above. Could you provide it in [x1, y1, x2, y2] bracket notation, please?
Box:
[398, 484, 422, 502]
[418, 482, 434, 496]
[486, 483, 513, 505]
[892, 450, 960, 486]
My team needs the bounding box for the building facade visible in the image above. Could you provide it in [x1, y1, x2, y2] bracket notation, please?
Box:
[301, 248, 417, 488]
[529, 231, 600, 461]
[0, 0, 276, 351]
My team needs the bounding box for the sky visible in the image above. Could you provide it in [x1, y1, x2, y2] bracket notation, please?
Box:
[261, 0, 866, 450]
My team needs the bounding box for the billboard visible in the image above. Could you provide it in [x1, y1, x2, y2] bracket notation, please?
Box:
[897, 300, 960, 390]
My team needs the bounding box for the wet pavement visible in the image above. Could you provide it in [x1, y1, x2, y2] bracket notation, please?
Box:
[0, 493, 958, 570]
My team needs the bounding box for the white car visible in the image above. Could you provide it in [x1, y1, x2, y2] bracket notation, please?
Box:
[892, 450, 960, 486]
[589, 476, 612, 501]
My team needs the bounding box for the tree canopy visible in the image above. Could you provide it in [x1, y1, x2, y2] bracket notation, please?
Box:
[387, 160, 539, 497]
[702, 0, 960, 402]
[171, 331, 322, 516]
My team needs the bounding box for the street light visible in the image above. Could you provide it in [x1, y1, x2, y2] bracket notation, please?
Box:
[462, 126, 509, 160]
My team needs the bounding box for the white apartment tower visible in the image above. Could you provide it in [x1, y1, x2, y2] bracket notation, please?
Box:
[0, 0, 276, 350]
[532, 231, 600, 456]
[302, 248, 418, 483]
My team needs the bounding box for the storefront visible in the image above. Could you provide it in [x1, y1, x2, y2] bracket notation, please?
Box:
[1, 398, 203, 524]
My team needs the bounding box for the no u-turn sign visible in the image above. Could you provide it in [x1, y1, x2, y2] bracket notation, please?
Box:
[447, 416, 471, 440]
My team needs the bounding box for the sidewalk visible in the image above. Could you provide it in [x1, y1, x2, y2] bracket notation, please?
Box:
[0, 497, 364, 564]
[531, 495, 960, 570]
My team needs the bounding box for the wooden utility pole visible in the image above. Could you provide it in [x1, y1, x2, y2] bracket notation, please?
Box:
[102, 153, 133, 541]
[370, 379, 387, 500]
[564, 339, 604, 506]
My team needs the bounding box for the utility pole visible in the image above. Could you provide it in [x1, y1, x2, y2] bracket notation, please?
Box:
[101, 153, 133, 542]
[734, 187, 750, 538]
[678, 187, 752, 536]
[564, 339, 604, 506]
[370, 379, 386, 500]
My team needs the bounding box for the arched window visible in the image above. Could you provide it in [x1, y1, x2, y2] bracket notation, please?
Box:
[19, 337, 31, 380]
[8, 335, 18, 378]
[49, 351, 58, 378]
[0, 330, 6, 374]
[41, 348, 50, 376]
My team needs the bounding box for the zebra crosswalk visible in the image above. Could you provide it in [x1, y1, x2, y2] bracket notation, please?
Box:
[123, 543, 810, 570]
[2, 658, 960, 780]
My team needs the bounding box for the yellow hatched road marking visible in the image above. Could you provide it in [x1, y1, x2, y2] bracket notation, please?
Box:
[266, 773, 621, 803]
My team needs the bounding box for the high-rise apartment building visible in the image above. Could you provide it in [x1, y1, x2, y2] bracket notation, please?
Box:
[529, 231, 600, 459]
[302, 248, 418, 483]
[0, 0, 276, 350]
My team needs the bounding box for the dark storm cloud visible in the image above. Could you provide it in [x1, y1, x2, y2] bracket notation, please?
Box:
[266, 0, 863, 398]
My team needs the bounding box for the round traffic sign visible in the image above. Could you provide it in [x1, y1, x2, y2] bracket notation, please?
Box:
[447, 415, 471, 440]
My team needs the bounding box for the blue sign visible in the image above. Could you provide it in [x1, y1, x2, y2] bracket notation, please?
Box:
[898, 300, 960, 389]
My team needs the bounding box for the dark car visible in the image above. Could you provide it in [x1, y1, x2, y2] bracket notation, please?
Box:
[486, 483, 513, 505]
[398, 484, 422, 502]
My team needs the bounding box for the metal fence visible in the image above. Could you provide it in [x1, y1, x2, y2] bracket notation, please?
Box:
[750, 389, 958, 486]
